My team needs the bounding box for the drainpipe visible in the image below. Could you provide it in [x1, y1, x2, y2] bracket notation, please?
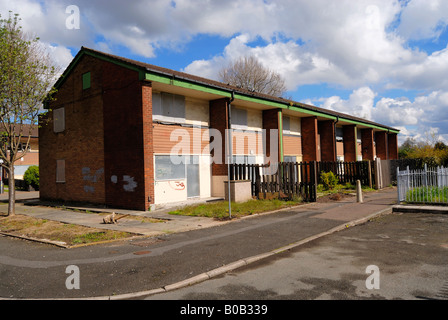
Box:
[334, 116, 339, 161]
[227, 91, 235, 219]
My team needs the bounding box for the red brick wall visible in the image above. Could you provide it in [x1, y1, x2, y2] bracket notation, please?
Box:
[262, 109, 281, 163]
[102, 60, 148, 210]
[39, 54, 106, 204]
[40, 54, 154, 211]
[361, 128, 374, 161]
[209, 98, 229, 176]
[319, 120, 336, 161]
[343, 125, 357, 162]
[375, 131, 388, 160]
[142, 82, 154, 210]
[388, 133, 398, 160]
[301, 117, 318, 162]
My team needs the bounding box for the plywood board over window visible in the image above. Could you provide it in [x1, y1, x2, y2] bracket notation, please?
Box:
[152, 92, 186, 123]
[53, 107, 65, 133]
[56, 159, 65, 183]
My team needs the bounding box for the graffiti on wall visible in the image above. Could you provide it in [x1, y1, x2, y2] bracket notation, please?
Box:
[82, 168, 137, 193]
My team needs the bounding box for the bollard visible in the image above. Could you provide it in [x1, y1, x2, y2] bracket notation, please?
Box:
[356, 179, 363, 203]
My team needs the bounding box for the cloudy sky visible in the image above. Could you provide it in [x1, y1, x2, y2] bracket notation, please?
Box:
[2, 0, 448, 145]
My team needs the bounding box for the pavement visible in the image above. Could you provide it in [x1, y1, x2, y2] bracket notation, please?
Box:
[0, 187, 418, 300]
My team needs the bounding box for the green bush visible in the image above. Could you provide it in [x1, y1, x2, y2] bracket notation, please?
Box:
[23, 165, 39, 190]
[321, 171, 338, 190]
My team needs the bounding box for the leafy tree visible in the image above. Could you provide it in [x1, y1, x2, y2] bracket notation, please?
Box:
[0, 12, 58, 216]
[398, 134, 448, 167]
[23, 165, 39, 191]
[398, 137, 416, 159]
[219, 55, 287, 97]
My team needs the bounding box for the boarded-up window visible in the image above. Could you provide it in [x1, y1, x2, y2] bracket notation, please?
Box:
[152, 92, 185, 123]
[56, 159, 65, 183]
[283, 116, 290, 134]
[53, 107, 65, 133]
[155, 155, 186, 180]
[336, 127, 344, 141]
[231, 107, 247, 129]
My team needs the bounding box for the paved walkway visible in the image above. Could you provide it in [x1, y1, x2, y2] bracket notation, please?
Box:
[0, 191, 229, 237]
[0, 188, 401, 299]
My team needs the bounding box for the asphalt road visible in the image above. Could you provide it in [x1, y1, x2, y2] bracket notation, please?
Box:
[145, 211, 448, 300]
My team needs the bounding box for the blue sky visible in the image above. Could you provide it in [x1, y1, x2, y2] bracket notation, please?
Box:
[2, 0, 448, 145]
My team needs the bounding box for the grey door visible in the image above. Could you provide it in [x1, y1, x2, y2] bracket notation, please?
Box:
[187, 156, 200, 198]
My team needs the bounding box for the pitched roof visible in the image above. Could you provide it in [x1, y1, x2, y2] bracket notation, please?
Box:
[56, 46, 399, 133]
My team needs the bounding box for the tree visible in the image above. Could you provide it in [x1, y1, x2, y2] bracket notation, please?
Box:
[219, 55, 287, 97]
[0, 12, 58, 216]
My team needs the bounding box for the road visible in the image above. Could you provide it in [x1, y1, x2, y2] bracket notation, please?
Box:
[145, 211, 448, 300]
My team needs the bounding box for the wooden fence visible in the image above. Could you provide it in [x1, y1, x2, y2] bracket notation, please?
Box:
[317, 161, 372, 186]
[230, 160, 376, 202]
[230, 161, 318, 202]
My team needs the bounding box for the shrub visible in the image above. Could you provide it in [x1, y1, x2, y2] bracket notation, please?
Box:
[23, 165, 39, 190]
[321, 171, 338, 190]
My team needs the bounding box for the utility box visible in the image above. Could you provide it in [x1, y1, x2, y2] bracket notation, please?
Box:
[224, 180, 252, 203]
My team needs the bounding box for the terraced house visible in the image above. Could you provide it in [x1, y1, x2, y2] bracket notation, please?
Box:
[39, 47, 399, 211]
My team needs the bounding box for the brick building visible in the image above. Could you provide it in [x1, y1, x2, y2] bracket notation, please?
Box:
[39, 47, 399, 211]
[1, 124, 39, 181]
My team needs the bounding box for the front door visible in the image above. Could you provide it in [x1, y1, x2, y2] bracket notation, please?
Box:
[187, 156, 200, 198]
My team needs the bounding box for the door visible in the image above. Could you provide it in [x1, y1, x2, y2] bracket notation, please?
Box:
[187, 155, 200, 198]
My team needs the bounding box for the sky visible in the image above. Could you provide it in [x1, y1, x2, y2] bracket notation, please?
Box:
[2, 0, 448, 146]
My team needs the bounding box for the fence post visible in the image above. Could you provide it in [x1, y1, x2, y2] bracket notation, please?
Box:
[368, 160, 372, 189]
[397, 167, 401, 204]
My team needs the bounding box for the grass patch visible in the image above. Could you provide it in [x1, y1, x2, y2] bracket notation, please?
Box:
[169, 198, 303, 220]
[0, 214, 137, 246]
[406, 186, 448, 203]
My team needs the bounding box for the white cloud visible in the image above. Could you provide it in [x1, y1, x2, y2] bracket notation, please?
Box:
[2, 0, 448, 144]
[47, 44, 74, 70]
[319, 87, 376, 121]
[317, 87, 448, 145]
[398, 0, 448, 40]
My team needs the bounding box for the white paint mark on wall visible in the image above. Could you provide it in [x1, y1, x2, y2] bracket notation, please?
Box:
[82, 167, 104, 193]
[123, 175, 137, 192]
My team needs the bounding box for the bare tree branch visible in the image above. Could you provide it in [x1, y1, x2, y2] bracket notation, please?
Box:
[219, 55, 287, 97]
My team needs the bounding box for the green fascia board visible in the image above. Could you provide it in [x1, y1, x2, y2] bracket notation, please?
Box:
[145, 72, 232, 97]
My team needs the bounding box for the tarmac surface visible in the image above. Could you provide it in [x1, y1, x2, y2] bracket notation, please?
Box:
[0, 187, 432, 300]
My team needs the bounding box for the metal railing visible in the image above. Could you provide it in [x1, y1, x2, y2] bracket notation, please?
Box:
[397, 164, 448, 204]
